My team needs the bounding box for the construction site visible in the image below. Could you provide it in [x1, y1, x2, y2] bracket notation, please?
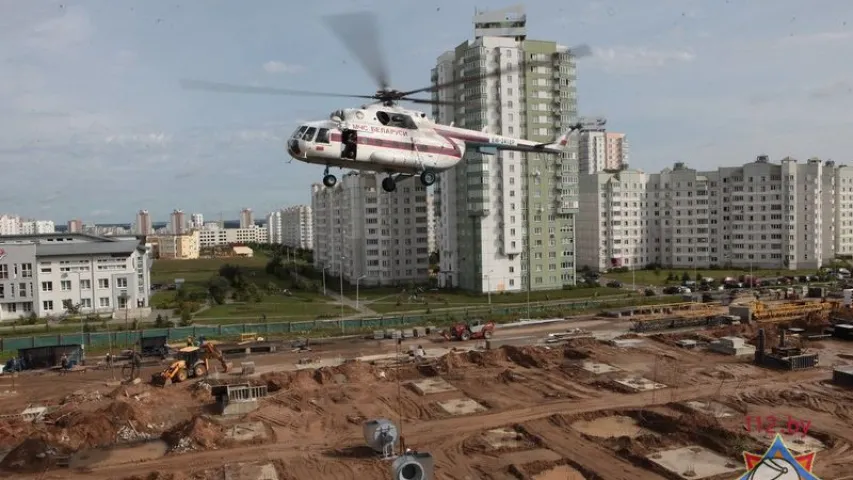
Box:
[2, 296, 853, 480]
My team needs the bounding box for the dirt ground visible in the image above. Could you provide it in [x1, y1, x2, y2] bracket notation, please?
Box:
[2, 318, 852, 480]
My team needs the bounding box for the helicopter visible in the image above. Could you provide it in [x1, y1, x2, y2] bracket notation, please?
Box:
[180, 12, 602, 193]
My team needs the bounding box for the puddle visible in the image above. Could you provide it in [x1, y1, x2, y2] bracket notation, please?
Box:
[533, 465, 587, 480]
[70, 440, 167, 469]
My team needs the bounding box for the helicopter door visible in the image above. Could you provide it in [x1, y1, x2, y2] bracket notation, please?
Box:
[341, 129, 357, 160]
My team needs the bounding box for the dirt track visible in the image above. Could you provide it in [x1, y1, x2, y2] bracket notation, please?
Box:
[3, 319, 853, 480]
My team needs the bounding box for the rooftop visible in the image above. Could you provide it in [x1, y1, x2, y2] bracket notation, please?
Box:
[0, 233, 144, 257]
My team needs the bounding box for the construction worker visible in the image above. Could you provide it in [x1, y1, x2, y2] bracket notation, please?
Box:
[186, 335, 194, 347]
[60, 353, 69, 375]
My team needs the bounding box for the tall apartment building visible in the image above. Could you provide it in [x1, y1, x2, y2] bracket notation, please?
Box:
[19, 220, 56, 234]
[67, 219, 83, 233]
[190, 213, 204, 230]
[169, 209, 186, 234]
[281, 205, 313, 250]
[432, 5, 580, 292]
[135, 210, 153, 235]
[311, 173, 431, 286]
[578, 156, 853, 271]
[265, 211, 282, 244]
[240, 208, 254, 228]
[578, 128, 629, 174]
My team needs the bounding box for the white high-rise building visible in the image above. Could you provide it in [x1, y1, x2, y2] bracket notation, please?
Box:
[281, 205, 313, 250]
[266, 211, 282, 244]
[578, 156, 853, 271]
[432, 5, 580, 292]
[240, 208, 254, 229]
[312, 173, 431, 286]
[0, 215, 20, 236]
[578, 128, 629, 174]
[19, 220, 55, 235]
[190, 213, 204, 230]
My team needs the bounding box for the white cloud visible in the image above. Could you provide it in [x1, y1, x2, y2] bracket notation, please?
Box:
[24, 8, 93, 54]
[589, 46, 695, 73]
[262, 60, 305, 74]
[103, 133, 172, 146]
[810, 80, 853, 99]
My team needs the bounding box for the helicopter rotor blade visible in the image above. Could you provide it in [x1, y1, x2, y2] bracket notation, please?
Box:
[179, 79, 376, 100]
[322, 11, 391, 91]
[405, 97, 460, 107]
[399, 43, 594, 98]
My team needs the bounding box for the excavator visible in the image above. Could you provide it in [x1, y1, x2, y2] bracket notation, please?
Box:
[151, 342, 231, 386]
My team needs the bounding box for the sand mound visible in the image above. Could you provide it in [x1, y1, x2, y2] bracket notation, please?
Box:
[262, 370, 316, 392]
[0, 418, 35, 448]
[49, 398, 154, 449]
[315, 361, 377, 384]
[162, 416, 223, 452]
[0, 437, 65, 473]
[123, 472, 187, 480]
[502, 345, 559, 368]
[465, 349, 508, 366]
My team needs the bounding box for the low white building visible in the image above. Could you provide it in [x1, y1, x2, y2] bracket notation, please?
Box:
[311, 173, 432, 286]
[197, 224, 267, 247]
[0, 233, 152, 321]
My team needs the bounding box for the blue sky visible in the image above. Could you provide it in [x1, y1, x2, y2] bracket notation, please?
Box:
[1, 0, 852, 223]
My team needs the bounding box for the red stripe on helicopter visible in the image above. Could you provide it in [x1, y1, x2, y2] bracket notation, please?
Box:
[329, 133, 462, 159]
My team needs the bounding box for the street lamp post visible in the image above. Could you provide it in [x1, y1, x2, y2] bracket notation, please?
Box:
[484, 270, 493, 304]
[356, 275, 366, 310]
[322, 265, 329, 296]
[339, 255, 345, 334]
[119, 291, 130, 348]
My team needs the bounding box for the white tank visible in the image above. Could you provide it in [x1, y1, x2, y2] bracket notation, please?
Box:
[362, 419, 399, 453]
[391, 452, 434, 480]
[844, 288, 852, 306]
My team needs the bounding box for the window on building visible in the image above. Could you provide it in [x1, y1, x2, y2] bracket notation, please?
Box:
[41, 281, 53, 292]
[99, 297, 110, 307]
[116, 278, 128, 288]
[43, 300, 53, 311]
[81, 279, 91, 290]
[98, 278, 109, 289]
[60, 280, 72, 291]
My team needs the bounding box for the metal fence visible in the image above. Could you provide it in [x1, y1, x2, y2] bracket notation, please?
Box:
[0, 294, 641, 352]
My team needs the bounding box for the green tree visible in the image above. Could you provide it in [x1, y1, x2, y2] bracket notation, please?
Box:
[208, 276, 231, 305]
[179, 308, 193, 326]
[681, 272, 691, 283]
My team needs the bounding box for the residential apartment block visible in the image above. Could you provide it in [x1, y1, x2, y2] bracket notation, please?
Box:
[432, 5, 580, 292]
[311, 173, 431, 286]
[135, 210, 153, 235]
[266, 211, 282, 244]
[0, 233, 152, 321]
[169, 209, 186, 234]
[281, 205, 313, 250]
[197, 224, 268, 247]
[149, 231, 201, 259]
[578, 156, 853, 271]
[0, 215, 56, 236]
[578, 129, 629, 174]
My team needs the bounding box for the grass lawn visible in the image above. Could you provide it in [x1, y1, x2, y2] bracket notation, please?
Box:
[151, 256, 271, 284]
[365, 287, 625, 313]
[605, 268, 820, 286]
[193, 293, 356, 321]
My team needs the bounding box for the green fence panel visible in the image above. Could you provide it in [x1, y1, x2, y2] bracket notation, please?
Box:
[142, 328, 170, 338]
[169, 327, 195, 340]
[360, 318, 381, 328]
[60, 334, 85, 346]
[194, 326, 219, 337]
[87, 332, 109, 347]
[219, 325, 243, 336]
[290, 321, 314, 332]
[33, 335, 60, 347]
[343, 319, 361, 330]
[2, 336, 34, 351]
[266, 322, 288, 333]
[242, 323, 268, 335]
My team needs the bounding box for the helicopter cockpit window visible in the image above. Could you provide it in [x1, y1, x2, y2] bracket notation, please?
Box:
[315, 128, 330, 144]
[377, 111, 417, 129]
[292, 126, 308, 138]
[302, 127, 317, 142]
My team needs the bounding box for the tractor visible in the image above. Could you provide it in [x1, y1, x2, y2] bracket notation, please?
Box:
[442, 319, 496, 341]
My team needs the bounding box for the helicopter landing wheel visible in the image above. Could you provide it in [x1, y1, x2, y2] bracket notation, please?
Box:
[323, 174, 337, 188]
[381, 176, 397, 192]
[420, 170, 437, 186]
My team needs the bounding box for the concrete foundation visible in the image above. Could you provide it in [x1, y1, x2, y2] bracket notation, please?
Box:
[708, 336, 755, 356]
[437, 398, 487, 415]
[833, 365, 853, 387]
[682, 401, 735, 418]
[482, 428, 527, 449]
[225, 422, 268, 442]
[408, 378, 457, 396]
[212, 384, 267, 416]
[486, 336, 539, 350]
[647, 446, 740, 479]
[614, 377, 667, 392]
[610, 339, 646, 348]
[571, 415, 652, 439]
[579, 361, 620, 375]
[222, 462, 279, 480]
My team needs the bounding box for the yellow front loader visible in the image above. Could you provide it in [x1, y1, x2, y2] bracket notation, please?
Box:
[151, 343, 231, 386]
